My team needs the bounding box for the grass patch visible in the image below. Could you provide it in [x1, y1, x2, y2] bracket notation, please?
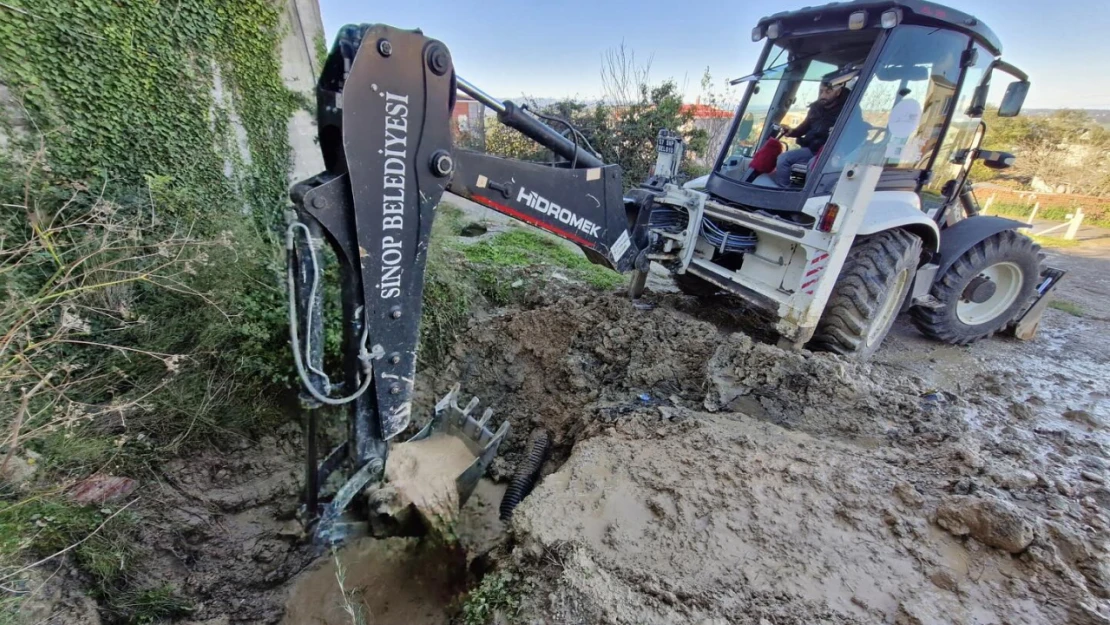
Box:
[1049, 300, 1085, 317]
[0, 496, 191, 623]
[990, 202, 1110, 229]
[419, 205, 476, 367]
[104, 585, 193, 624]
[461, 571, 521, 625]
[461, 228, 626, 294]
[1030, 234, 1082, 249]
[0, 497, 137, 591]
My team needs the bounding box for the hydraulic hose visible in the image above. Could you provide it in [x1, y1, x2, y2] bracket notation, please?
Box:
[286, 221, 374, 406]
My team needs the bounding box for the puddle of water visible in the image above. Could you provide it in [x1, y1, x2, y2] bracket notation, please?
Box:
[282, 479, 506, 624]
[281, 537, 464, 625]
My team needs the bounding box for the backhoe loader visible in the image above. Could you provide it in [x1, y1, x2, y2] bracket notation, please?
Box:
[287, 0, 1063, 545]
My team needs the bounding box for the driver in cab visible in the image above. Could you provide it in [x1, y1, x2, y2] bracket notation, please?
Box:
[773, 66, 859, 187]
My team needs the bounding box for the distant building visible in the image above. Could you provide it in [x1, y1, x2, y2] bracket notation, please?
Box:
[681, 101, 733, 166]
[452, 94, 484, 136]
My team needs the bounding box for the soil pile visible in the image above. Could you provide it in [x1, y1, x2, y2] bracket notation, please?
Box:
[36, 278, 1107, 625]
[424, 292, 1109, 625]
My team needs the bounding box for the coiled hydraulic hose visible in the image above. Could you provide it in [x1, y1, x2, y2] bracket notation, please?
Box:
[286, 221, 374, 406]
[499, 429, 551, 522]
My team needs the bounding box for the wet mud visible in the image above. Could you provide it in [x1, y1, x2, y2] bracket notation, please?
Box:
[41, 247, 1109, 625]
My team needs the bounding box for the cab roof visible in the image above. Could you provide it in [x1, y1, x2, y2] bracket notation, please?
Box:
[759, 0, 1002, 56]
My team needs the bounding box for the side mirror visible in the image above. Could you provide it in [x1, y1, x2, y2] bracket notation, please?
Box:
[977, 150, 1016, 170]
[998, 81, 1030, 117]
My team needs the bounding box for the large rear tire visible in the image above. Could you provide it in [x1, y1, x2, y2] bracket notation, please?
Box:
[810, 229, 922, 359]
[911, 230, 1041, 345]
[673, 272, 721, 298]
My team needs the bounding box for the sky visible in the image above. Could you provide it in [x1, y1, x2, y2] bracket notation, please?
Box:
[318, 0, 1110, 110]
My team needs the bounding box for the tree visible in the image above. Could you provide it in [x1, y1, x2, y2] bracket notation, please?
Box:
[476, 44, 708, 188]
[482, 121, 547, 162]
[973, 109, 1110, 196]
[691, 68, 740, 167]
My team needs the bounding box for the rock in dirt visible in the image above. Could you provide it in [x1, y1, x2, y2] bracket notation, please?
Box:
[1063, 409, 1102, 428]
[0, 451, 38, 486]
[182, 618, 230, 625]
[894, 481, 925, 508]
[15, 567, 101, 625]
[935, 495, 1035, 554]
[1081, 470, 1106, 485]
[896, 598, 947, 625]
[0, 456, 33, 486]
[992, 468, 1039, 491]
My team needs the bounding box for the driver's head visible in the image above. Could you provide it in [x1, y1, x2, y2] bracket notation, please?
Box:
[818, 82, 844, 101]
[821, 65, 861, 100]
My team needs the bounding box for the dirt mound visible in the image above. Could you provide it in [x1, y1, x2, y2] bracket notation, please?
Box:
[429, 294, 719, 465]
[48, 273, 1106, 625]
[511, 412, 1093, 625]
[705, 332, 967, 444]
[417, 291, 1109, 625]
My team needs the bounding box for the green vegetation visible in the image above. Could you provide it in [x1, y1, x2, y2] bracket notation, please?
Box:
[461, 571, 522, 625]
[987, 201, 1110, 230]
[0, 496, 189, 622]
[474, 51, 708, 188]
[462, 228, 626, 301]
[419, 209, 626, 365]
[0, 498, 138, 591]
[973, 109, 1110, 200]
[420, 206, 473, 367]
[1049, 300, 1085, 317]
[0, 0, 298, 618]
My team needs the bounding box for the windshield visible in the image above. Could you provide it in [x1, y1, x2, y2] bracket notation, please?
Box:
[747, 51, 839, 152]
[717, 32, 877, 182]
[823, 25, 970, 176]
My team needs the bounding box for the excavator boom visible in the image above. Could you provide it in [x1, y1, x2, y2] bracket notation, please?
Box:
[288, 24, 637, 545]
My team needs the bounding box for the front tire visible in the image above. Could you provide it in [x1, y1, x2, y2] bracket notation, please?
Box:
[811, 229, 922, 359]
[912, 230, 1041, 345]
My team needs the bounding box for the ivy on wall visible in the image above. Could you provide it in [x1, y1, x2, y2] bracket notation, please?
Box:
[0, 0, 299, 230]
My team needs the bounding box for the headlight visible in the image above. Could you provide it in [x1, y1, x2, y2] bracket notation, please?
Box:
[881, 9, 902, 28]
[849, 11, 868, 30]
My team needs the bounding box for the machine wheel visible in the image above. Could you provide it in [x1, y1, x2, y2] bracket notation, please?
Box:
[673, 271, 720, 298]
[811, 229, 922, 359]
[912, 230, 1041, 345]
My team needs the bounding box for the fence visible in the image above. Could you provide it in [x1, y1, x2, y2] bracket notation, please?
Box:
[974, 186, 1110, 228]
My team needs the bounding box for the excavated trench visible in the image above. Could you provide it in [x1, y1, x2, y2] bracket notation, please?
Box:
[276, 291, 974, 623]
[278, 292, 725, 624]
[71, 282, 1108, 624]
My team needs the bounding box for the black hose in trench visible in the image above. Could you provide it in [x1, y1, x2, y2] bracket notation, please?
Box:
[499, 429, 550, 522]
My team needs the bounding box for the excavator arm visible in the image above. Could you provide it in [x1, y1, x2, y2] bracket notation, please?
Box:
[288, 24, 642, 545]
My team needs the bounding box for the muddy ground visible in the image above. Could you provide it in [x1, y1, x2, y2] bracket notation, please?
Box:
[24, 229, 1110, 624]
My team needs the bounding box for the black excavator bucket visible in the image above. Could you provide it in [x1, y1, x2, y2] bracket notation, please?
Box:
[285, 24, 509, 546]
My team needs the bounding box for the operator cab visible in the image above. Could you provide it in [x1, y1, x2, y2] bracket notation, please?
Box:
[706, 0, 1029, 223]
